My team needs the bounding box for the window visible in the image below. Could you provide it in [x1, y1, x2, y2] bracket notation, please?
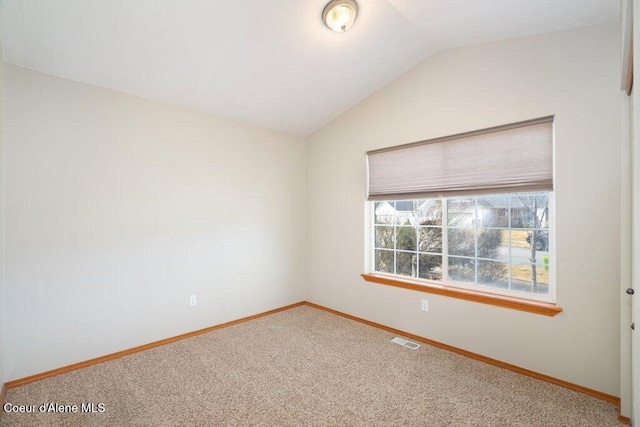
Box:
[373, 192, 552, 301]
[364, 117, 559, 312]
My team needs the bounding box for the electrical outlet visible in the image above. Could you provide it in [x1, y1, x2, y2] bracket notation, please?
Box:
[421, 299, 429, 312]
[190, 295, 197, 307]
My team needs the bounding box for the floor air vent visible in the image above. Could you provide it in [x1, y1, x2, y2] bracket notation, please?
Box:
[390, 337, 420, 350]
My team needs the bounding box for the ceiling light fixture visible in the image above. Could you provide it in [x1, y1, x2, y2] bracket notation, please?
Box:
[322, 0, 358, 33]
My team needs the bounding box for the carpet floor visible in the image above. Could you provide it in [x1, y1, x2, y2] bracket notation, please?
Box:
[1, 305, 626, 426]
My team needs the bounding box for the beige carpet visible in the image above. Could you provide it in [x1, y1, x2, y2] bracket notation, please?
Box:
[1, 305, 626, 426]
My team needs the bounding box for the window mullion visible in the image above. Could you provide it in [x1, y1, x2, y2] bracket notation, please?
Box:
[507, 195, 512, 291]
[442, 197, 448, 283]
[393, 202, 397, 275]
[415, 222, 419, 279]
[474, 197, 478, 284]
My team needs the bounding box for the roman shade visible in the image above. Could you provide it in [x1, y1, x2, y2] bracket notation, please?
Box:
[366, 116, 554, 201]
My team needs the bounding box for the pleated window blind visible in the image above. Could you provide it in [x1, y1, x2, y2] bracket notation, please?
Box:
[366, 117, 554, 201]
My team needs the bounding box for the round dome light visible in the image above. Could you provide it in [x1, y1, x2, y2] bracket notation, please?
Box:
[323, 0, 358, 33]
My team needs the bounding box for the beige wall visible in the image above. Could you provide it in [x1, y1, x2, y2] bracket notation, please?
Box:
[619, 0, 633, 411]
[3, 65, 306, 380]
[0, 40, 5, 386]
[621, 88, 632, 418]
[306, 23, 622, 397]
[630, 0, 640, 420]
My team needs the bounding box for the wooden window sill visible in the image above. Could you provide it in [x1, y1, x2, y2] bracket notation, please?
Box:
[361, 273, 562, 317]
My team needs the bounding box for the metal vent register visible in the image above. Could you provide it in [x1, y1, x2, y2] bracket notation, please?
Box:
[390, 337, 420, 350]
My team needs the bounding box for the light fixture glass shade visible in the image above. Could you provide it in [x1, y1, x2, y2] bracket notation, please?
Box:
[323, 0, 358, 32]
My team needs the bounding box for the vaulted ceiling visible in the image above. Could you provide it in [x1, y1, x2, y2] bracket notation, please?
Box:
[0, 0, 619, 136]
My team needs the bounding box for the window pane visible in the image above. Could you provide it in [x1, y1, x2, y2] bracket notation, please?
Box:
[510, 229, 529, 253]
[395, 200, 418, 226]
[395, 200, 415, 211]
[477, 196, 508, 227]
[448, 198, 475, 227]
[375, 201, 396, 225]
[510, 196, 532, 228]
[526, 230, 549, 252]
[417, 199, 442, 226]
[510, 193, 549, 229]
[448, 229, 475, 257]
[375, 250, 394, 273]
[396, 252, 416, 277]
[477, 260, 509, 288]
[448, 257, 475, 283]
[509, 230, 532, 266]
[418, 227, 442, 253]
[396, 226, 417, 251]
[508, 230, 549, 262]
[418, 254, 442, 281]
[374, 226, 394, 249]
[477, 229, 506, 260]
[511, 263, 549, 294]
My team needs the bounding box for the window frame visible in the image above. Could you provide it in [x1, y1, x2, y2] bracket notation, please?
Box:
[366, 192, 560, 315]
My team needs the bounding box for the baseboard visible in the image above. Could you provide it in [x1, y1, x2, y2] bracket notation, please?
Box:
[5, 301, 305, 389]
[303, 302, 630, 425]
[2, 300, 631, 424]
[0, 384, 6, 409]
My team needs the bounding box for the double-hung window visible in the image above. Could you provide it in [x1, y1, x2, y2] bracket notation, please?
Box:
[364, 117, 560, 314]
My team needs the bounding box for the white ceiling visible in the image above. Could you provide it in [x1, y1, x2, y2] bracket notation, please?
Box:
[0, 0, 619, 137]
